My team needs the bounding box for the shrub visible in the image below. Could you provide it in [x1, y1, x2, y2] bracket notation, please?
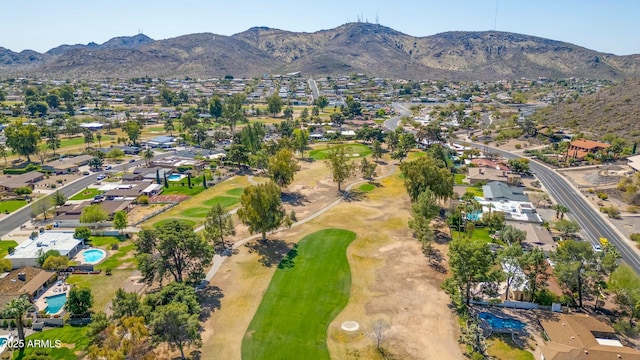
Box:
[50, 184, 56, 189]
[614, 319, 638, 337]
[110, 243, 119, 250]
[74, 226, 92, 240]
[600, 206, 620, 219]
[105, 268, 112, 276]
[597, 192, 609, 200]
[630, 233, 640, 243]
[136, 195, 149, 205]
[15, 187, 33, 195]
[587, 188, 595, 193]
[7, 246, 14, 255]
[515, 144, 522, 149]
[56, 179, 63, 184]
[9, 319, 15, 328]
[1, 320, 7, 329]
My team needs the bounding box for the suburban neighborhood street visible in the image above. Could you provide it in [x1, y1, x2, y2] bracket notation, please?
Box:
[0, 154, 171, 237]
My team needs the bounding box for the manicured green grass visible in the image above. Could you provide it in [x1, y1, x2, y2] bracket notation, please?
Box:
[226, 187, 244, 196]
[463, 186, 484, 197]
[309, 144, 371, 160]
[69, 188, 103, 200]
[153, 218, 196, 229]
[39, 135, 114, 151]
[66, 269, 132, 313]
[180, 207, 211, 218]
[487, 334, 534, 360]
[452, 227, 492, 243]
[0, 200, 27, 213]
[203, 196, 240, 208]
[14, 325, 91, 360]
[94, 243, 137, 271]
[454, 174, 467, 185]
[146, 126, 165, 132]
[358, 183, 375, 192]
[88, 236, 122, 247]
[242, 229, 356, 360]
[0, 240, 18, 257]
[160, 185, 205, 196]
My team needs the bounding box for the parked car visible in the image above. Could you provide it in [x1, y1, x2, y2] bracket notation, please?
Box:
[593, 244, 602, 252]
[105, 165, 112, 170]
[97, 174, 106, 181]
[82, 171, 90, 175]
[129, 159, 136, 163]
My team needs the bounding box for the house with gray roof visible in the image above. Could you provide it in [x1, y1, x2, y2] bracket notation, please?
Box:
[482, 181, 529, 202]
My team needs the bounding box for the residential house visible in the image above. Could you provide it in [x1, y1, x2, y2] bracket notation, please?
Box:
[0, 171, 44, 193]
[42, 155, 94, 174]
[482, 181, 529, 202]
[5, 231, 83, 269]
[628, 154, 640, 172]
[151, 156, 205, 171]
[568, 139, 611, 160]
[0, 267, 57, 308]
[536, 313, 640, 360]
[102, 180, 159, 200]
[145, 135, 177, 148]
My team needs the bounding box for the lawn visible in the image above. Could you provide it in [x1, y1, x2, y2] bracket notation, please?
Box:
[487, 334, 534, 360]
[451, 227, 493, 243]
[242, 229, 356, 360]
[66, 269, 133, 313]
[462, 186, 484, 197]
[14, 325, 91, 360]
[454, 174, 467, 185]
[88, 236, 122, 247]
[0, 200, 27, 213]
[309, 143, 371, 160]
[203, 196, 240, 208]
[0, 240, 18, 257]
[95, 243, 137, 271]
[226, 187, 244, 196]
[181, 207, 211, 218]
[160, 185, 205, 196]
[358, 183, 375, 192]
[69, 188, 103, 200]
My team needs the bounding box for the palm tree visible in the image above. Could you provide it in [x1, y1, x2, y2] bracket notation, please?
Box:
[552, 204, 569, 219]
[96, 131, 102, 148]
[3, 295, 35, 355]
[143, 148, 154, 167]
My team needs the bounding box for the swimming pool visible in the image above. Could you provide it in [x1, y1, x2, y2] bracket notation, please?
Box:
[466, 211, 484, 221]
[478, 312, 525, 330]
[45, 293, 67, 315]
[82, 249, 106, 264]
[167, 174, 185, 181]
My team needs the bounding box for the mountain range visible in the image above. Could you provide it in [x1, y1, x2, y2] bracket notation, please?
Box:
[1, 23, 639, 80]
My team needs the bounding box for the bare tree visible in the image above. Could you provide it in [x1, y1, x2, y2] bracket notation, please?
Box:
[369, 319, 390, 357]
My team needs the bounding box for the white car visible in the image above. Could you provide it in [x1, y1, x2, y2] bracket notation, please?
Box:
[593, 244, 602, 252]
[96, 174, 106, 181]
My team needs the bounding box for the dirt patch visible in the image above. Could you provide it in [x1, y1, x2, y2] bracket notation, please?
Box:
[127, 203, 172, 224]
[200, 159, 462, 360]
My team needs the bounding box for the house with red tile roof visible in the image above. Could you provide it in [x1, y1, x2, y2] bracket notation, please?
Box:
[568, 139, 610, 160]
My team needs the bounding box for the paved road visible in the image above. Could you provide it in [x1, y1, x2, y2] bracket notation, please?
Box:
[0, 153, 172, 237]
[308, 78, 319, 102]
[383, 103, 412, 131]
[458, 141, 640, 274]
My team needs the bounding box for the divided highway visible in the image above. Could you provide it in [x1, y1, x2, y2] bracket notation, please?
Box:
[383, 102, 640, 274]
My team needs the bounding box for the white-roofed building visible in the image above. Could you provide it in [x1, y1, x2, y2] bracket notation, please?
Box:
[5, 231, 83, 269]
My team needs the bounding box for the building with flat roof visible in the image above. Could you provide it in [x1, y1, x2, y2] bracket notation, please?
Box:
[5, 231, 83, 269]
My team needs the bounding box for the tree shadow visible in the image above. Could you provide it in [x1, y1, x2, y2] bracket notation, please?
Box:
[433, 229, 452, 245]
[281, 191, 309, 206]
[245, 238, 294, 267]
[424, 246, 447, 274]
[189, 350, 202, 360]
[197, 285, 224, 322]
[342, 190, 366, 202]
[277, 244, 298, 269]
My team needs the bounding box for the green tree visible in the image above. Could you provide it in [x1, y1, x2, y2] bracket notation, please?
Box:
[110, 288, 142, 319]
[499, 225, 527, 245]
[552, 204, 570, 220]
[5, 122, 41, 162]
[0, 144, 7, 165]
[124, 121, 141, 145]
[89, 156, 103, 171]
[408, 189, 440, 255]
[315, 96, 329, 111]
[554, 219, 580, 237]
[498, 244, 525, 300]
[223, 93, 246, 134]
[74, 226, 92, 240]
[45, 128, 61, 155]
[52, 190, 67, 208]
[267, 93, 284, 117]
[359, 157, 377, 182]
[267, 148, 298, 188]
[164, 118, 175, 136]
[507, 158, 530, 174]
[226, 143, 250, 169]
[609, 265, 640, 320]
[143, 148, 154, 167]
[87, 316, 153, 360]
[400, 155, 454, 202]
[113, 210, 128, 236]
[31, 197, 53, 221]
[292, 128, 309, 157]
[135, 220, 213, 284]
[325, 146, 356, 192]
[42, 255, 69, 271]
[522, 247, 551, 302]
[66, 287, 93, 317]
[371, 140, 383, 162]
[106, 148, 125, 162]
[203, 203, 235, 250]
[283, 106, 294, 121]
[83, 129, 94, 149]
[446, 236, 495, 305]
[237, 182, 286, 241]
[80, 204, 108, 228]
[552, 240, 600, 308]
[2, 295, 35, 355]
[150, 302, 200, 360]
[209, 96, 223, 120]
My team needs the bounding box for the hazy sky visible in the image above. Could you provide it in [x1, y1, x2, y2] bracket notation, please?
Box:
[2, 0, 638, 55]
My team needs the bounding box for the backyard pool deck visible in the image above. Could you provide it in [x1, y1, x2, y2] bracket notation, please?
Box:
[34, 282, 70, 316]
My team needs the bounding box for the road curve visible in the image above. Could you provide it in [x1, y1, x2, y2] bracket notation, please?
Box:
[383, 103, 412, 131]
[458, 141, 640, 274]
